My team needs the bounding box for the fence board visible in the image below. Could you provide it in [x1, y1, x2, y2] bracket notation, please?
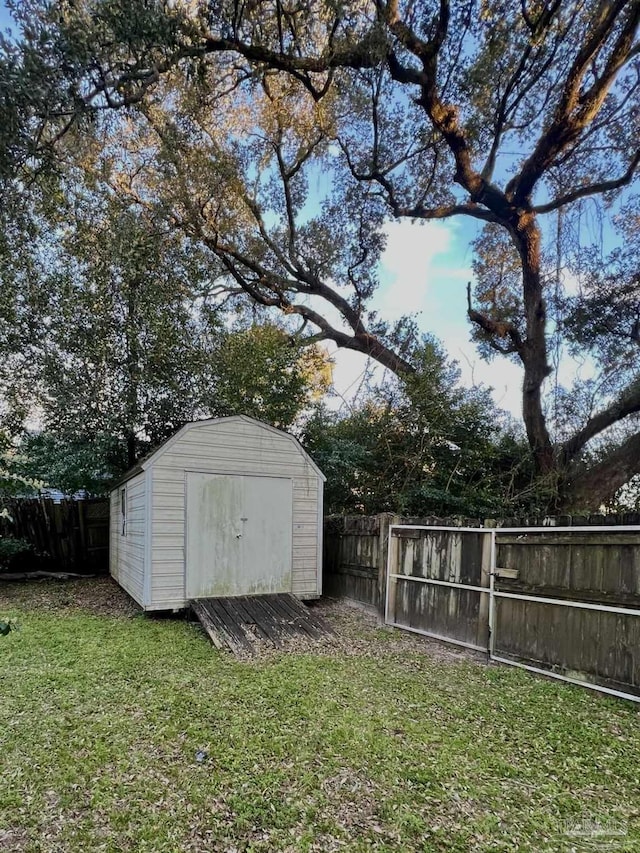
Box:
[0, 498, 109, 575]
[324, 514, 640, 698]
[322, 515, 391, 609]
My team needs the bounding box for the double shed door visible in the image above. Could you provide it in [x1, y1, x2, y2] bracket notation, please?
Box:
[185, 472, 293, 598]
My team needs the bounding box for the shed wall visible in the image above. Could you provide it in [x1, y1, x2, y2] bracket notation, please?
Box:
[109, 471, 146, 607]
[148, 420, 321, 609]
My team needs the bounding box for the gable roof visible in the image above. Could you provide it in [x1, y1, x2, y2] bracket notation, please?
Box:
[111, 415, 325, 490]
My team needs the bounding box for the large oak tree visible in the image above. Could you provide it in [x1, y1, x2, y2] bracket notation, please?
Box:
[3, 0, 640, 509]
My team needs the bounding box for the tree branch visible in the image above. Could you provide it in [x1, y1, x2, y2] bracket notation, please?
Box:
[562, 374, 640, 463]
[466, 282, 524, 354]
[214, 249, 415, 374]
[507, 1, 640, 204]
[564, 430, 640, 511]
[532, 148, 640, 213]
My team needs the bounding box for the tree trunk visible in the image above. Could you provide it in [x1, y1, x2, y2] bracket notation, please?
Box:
[512, 213, 555, 474]
[560, 431, 640, 512]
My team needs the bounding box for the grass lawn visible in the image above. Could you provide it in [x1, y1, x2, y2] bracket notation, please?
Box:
[1, 579, 639, 852]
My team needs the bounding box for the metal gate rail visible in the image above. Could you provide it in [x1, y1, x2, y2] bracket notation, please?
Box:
[385, 524, 640, 703]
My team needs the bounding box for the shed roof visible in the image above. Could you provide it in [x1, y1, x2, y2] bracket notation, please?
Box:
[111, 415, 326, 490]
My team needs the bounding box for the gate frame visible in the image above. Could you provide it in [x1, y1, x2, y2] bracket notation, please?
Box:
[385, 524, 640, 703]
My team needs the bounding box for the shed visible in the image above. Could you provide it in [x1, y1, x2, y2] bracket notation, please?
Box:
[109, 416, 325, 611]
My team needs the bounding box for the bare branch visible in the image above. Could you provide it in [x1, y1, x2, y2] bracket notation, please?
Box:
[213, 244, 414, 374]
[482, 2, 566, 181]
[466, 282, 524, 354]
[532, 148, 640, 213]
[508, 1, 640, 204]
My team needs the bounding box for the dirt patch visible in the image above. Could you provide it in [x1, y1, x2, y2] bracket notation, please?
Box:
[0, 577, 480, 665]
[309, 597, 481, 664]
[0, 575, 140, 618]
[205, 597, 482, 664]
[0, 827, 28, 850]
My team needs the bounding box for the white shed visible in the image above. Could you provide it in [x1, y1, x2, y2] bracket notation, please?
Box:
[109, 416, 325, 611]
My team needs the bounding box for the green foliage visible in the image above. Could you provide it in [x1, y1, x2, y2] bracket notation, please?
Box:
[17, 432, 123, 496]
[562, 204, 640, 377]
[31, 194, 218, 460]
[0, 535, 31, 570]
[0, 175, 330, 491]
[471, 224, 524, 362]
[3, 0, 640, 509]
[206, 324, 331, 430]
[303, 339, 536, 517]
[0, 434, 38, 571]
[1, 431, 45, 507]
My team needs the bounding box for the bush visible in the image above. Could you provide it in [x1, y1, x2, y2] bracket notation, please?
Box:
[0, 536, 32, 570]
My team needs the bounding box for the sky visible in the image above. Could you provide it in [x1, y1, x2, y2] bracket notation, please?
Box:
[328, 218, 527, 418]
[327, 215, 599, 421]
[0, 1, 599, 427]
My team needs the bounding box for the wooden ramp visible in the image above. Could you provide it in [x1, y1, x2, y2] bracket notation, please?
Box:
[191, 594, 333, 655]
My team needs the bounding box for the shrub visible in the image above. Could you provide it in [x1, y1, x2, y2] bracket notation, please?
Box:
[0, 536, 32, 570]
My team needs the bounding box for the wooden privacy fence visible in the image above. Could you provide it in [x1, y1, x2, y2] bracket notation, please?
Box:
[324, 514, 640, 702]
[0, 498, 109, 575]
[323, 515, 393, 609]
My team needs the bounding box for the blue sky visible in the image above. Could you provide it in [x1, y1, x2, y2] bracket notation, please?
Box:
[1, 1, 601, 424]
[330, 218, 527, 416]
[0, 2, 12, 29]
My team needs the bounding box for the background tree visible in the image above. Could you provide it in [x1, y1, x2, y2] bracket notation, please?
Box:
[0, 431, 40, 571]
[303, 339, 535, 516]
[557, 201, 640, 507]
[1, 178, 333, 492]
[206, 323, 331, 429]
[42, 196, 215, 469]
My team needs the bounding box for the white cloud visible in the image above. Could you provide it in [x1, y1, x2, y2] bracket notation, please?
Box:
[328, 218, 526, 418]
[333, 220, 616, 430]
[328, 219, 602, 422]
[561, 269, 583, 297]
[376, 220, 453, 317]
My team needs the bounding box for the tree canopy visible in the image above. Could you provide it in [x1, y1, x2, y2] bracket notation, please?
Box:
[0, 175, 332, 491]
[304, 339, 533, 516]
[2, 0, 640, 509]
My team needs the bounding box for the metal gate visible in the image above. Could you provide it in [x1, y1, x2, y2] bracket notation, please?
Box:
[384, 524, 640, 703]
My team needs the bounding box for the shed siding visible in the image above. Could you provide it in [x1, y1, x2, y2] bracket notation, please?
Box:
[109, 471, 146, 606]
[148, 420, 320, 609]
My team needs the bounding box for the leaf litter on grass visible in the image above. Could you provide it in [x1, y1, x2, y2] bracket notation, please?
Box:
[1, 578, 640, 852]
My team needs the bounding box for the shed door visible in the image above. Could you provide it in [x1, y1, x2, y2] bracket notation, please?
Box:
[185, 473, 293, 598]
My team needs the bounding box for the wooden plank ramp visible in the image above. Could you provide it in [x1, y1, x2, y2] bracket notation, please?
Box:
[191, 594, 333, 655]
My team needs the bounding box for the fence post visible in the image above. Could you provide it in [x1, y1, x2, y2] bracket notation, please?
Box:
[381, 514, 402, 625]
[377, 514, 393, 621]
[479, 519, 496, 652]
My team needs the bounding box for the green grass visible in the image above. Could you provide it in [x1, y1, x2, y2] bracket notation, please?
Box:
[1, 580, 639, 852]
